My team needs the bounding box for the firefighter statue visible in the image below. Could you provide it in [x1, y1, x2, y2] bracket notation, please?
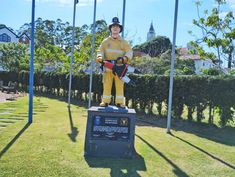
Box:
[96, 17, 133, 108]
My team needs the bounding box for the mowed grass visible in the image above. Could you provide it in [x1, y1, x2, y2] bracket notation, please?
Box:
[0, 96, 235, 177]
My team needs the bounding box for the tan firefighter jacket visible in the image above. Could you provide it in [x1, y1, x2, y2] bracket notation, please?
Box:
[97, 36, 133, 70]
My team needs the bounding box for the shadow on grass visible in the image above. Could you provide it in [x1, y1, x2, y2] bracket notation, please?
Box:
[136, 134, 189, 177]
[34, 93, 235, 146]
[67, 107, 79, 142]
[170, 133, 235, 170]
[33, 109, 46, 113]
[85, 153, 146, 177]
[33, 99, 49, 113]
[136, 118, 235, 146]
[34, 93, 91, 110]
[0, 123, 31, 159]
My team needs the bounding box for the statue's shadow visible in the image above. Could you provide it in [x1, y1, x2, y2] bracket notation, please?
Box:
[85, 153, 146, 177]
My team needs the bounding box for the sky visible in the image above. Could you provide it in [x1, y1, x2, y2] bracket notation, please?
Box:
[0, 0, 235, 47]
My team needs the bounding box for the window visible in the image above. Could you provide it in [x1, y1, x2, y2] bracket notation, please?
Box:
[0, 33, 11, 42]
[21, 36, 26, 42]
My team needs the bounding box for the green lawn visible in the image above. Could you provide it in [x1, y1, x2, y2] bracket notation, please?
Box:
[0, 96, 234, 177]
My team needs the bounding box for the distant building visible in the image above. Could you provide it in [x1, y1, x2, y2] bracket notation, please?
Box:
[147, 22, 156, 41]
[133, 51, 148, 58]
[18, 33, 30, 44]
[42, 63, 57, 72]
[0, 26, 18, 43]
[179, 47, 216, 74]
[0, 26, 30, 44]
[0, 26, 31, 71]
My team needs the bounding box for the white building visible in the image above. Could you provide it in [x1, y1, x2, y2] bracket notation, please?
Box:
[179, 47, 216, 74]
[0, 26, 30, 44]
[194, 59, 215, 74]
[0, 26, 19, 43]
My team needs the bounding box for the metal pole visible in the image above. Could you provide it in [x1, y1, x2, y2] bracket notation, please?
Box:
[68, 0, 78, 107]
[88, 0, 97, 108]
[166, 0, 179, 133]
[28, 0, 35, 123]
[122, 0, 126, 38]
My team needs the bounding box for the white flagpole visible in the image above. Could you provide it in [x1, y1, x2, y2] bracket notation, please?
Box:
[68, 0, 78, 107]
[167, 0, 179, 133]
[28, 0, 35, 123]
[122, 0, 126, 38]
[88, 0, 97, 108]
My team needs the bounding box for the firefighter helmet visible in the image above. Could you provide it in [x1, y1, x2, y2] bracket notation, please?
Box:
[109, 17, 123, 33]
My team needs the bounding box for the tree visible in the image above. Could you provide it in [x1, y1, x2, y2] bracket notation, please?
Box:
[78, 20, 109, 73]
[129, 49, 195, 75]
[18, 18, 89, 52]
[15, 18, 110, 73]
[34, 44, 68, 72]
[133, 36, 172, 57]
[201, 67, 224, 75]
[17, 18, 92, 73]
[189, 0, 235, 68]
[0, 43, 30, 72]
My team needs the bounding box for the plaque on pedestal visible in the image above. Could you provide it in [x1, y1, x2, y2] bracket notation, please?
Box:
[84, 106, 136, 158]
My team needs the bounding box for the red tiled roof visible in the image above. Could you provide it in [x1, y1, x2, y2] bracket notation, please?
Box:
[133, 51, 147, 57]
[179, 47, 188, 55]
[179, 55, 200, 60]
[179, 47, 200, 60]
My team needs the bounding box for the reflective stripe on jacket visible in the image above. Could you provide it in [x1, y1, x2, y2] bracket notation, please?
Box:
[97, 36, 133, 61]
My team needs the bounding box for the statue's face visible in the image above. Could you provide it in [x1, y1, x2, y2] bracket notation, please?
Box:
[111, 24, 121, 34]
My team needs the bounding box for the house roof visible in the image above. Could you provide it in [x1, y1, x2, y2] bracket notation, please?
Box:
[133, 51, 148, 57]
[18, 33, 30, 40]
[0, 26, 31, 42]
[179, 47, 188, 55]
[0, 26, 18, 38]
[179, 55, 201, 60]
[149, 22, 155, 32]
[179, 47, 200, 60]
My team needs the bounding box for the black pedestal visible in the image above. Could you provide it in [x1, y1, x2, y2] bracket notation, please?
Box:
[84, 106, 136, 158]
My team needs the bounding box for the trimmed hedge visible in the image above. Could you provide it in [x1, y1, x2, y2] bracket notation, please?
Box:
[1, 71, 234, 126]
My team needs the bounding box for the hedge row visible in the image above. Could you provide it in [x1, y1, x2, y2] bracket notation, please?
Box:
[1, 71, 234, 126]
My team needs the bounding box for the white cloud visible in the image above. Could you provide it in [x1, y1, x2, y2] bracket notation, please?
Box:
[216, 0, 235, 18]
[227, 0, 235, 10]
[227, 0, 235, 4]
[25, 0, 103, 7]
[219, 12, 228, 18]
[230, 4, 235, 11]
[227, 0, 235, 16]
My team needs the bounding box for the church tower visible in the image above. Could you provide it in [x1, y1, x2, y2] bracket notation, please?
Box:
[147, 22, 156, 41]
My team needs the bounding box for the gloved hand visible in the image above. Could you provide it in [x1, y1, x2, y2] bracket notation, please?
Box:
[116, 57, 124, 64]
[96, 57, 103, 63]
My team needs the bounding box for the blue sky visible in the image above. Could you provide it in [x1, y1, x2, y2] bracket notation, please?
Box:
[1, 0, 235, 47]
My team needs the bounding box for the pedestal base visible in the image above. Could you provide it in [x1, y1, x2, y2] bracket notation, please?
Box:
[84, 106, 136, 158]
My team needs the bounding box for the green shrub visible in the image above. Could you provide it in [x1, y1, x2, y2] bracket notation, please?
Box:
[1, 71, 234, 126]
